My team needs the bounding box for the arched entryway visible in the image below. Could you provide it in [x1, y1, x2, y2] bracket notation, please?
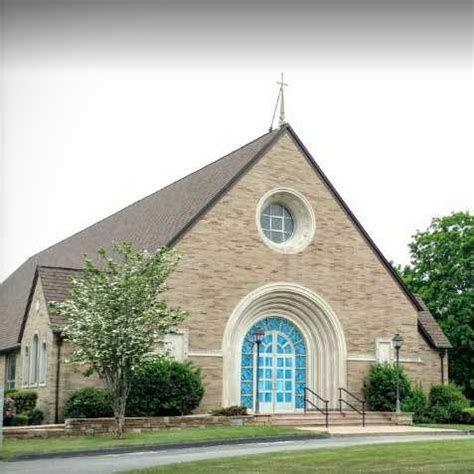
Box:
[241, 317, 306, 412]
[222, 282, 347, 412]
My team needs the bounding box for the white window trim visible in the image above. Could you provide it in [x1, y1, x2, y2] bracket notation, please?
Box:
[39, 340, 48, 387]
[23, 345, 30, 388]
[375, 338, 394, 363]
[256, 188, 316, 254]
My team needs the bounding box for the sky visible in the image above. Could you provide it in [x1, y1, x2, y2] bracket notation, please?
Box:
[1, 0, 473, 282]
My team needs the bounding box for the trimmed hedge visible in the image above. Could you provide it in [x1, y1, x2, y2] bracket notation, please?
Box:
[428, 384, 469, 423]
[363, 364, 412, 412]
[64, 387, 113, 419]
[3, 390, 44, 426]
[6, 390, 38, 413]
[401, 384, 429, 423]
[210, 406, 248, 416]
[126, 357, 204, 416]
[461, 407, 474, 424]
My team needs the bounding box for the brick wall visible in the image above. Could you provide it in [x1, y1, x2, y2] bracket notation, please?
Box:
[164, 131, 443, 408]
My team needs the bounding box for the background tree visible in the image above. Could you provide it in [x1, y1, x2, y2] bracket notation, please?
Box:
[51, 242, 188, 437]
[397, 211, 473, 398]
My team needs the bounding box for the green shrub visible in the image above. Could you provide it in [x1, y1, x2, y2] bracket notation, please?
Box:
[2, 397, 16, 426]
[401, 384, 429, 423]
[127, 357, 205, 417]
[7, 390, 38, 413]
[363, 363, 412, 412]
[428, 384, 469, 423]
[210, 406, 248, 416]
[11, 414, 29, 426]
[461, 407, 474, 425]
[26, 408, 44, 426]
[64, 387, 113, 419]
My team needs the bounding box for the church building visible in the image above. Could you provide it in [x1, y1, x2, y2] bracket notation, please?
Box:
[0, 122, 451, 424]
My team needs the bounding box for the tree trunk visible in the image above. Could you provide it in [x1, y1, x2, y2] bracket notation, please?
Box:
[105, 371, 129, 439]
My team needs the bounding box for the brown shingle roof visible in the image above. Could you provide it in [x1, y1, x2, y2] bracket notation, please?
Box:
[38, 267, 82, 329]
[414, 294, 452, 349]
[0, 127, 282, 351]
[1, 124, 450, 353]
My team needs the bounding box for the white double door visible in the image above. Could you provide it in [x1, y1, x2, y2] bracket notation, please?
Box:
[255, 330, 295, 413]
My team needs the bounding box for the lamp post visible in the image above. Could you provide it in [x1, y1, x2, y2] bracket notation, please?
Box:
[253, 330, 265, 414]
[392, 333, 404, 414]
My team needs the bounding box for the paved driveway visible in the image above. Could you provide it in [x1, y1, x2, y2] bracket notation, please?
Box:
[0, 434, 468, 474]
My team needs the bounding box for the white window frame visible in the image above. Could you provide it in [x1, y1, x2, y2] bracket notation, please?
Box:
[5, 352, 16, 390]
[23, 345, 30, 387]
[39, 341, 48, 386]
[30, 334, 39, 387]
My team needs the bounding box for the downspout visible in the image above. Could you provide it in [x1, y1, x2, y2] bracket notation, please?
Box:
[440, 349, 446, 385]
[55, 334, 64, 424]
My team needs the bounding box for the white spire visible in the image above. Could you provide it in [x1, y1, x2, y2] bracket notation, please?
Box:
[277, 72, 288, 127]
[269, 73, 289, 132]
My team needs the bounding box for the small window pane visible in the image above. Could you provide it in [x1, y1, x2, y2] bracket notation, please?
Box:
[261, 203, 294, 244]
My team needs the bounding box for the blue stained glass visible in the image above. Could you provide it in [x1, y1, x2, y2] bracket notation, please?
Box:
[277, 381, 284, 391]
[290, 333, 302, 345]
[258, 369, 263, 378]
[258, 357, 264, 365]
[296, 357, 306, 368]
[258, 380, 264, 390]
[242, 340, 254, 354]
[267, 318, 279, 330]
[295, 343, 305, 355]
[265, 381, 272, 390]
[241, 395, 252, 408]
[242, 368, 253, 381]
[258, 393, 264, 402]
[240, 316, 306, 411]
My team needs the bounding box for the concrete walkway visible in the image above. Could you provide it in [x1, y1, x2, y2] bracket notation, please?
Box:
[298, 424, 463, 437]
[1, 434, 470, 474]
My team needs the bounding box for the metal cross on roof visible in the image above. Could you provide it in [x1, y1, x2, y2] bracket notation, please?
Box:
[277, 72, 288, 127]
[269, 72, 289, 132]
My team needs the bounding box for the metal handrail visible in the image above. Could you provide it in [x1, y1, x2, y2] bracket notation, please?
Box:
[338, 387, 366, 427]
[304, 387, 329, 428]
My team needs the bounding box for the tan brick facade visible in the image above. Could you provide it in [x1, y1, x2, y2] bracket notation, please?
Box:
[164, 131, 444, 409]
[11, 130, 445, 420]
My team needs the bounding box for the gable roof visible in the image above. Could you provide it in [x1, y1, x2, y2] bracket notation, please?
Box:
[0, 128, 282, 351]
[414, 294, 452, 349]
[1, 124, 445, 353]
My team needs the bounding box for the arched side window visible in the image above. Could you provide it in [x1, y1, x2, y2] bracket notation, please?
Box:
[23, 346, 30, 387]
[30, 335, 39, 386]
[40, 341, 48, 386]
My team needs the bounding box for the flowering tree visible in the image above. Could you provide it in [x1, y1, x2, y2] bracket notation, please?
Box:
[51, 242, 188, 437]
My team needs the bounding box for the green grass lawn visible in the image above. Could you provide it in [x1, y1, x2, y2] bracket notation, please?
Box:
[0, 425, 306, 460]
[126, 439, 474, 473]
[417, 424, 474, 432]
